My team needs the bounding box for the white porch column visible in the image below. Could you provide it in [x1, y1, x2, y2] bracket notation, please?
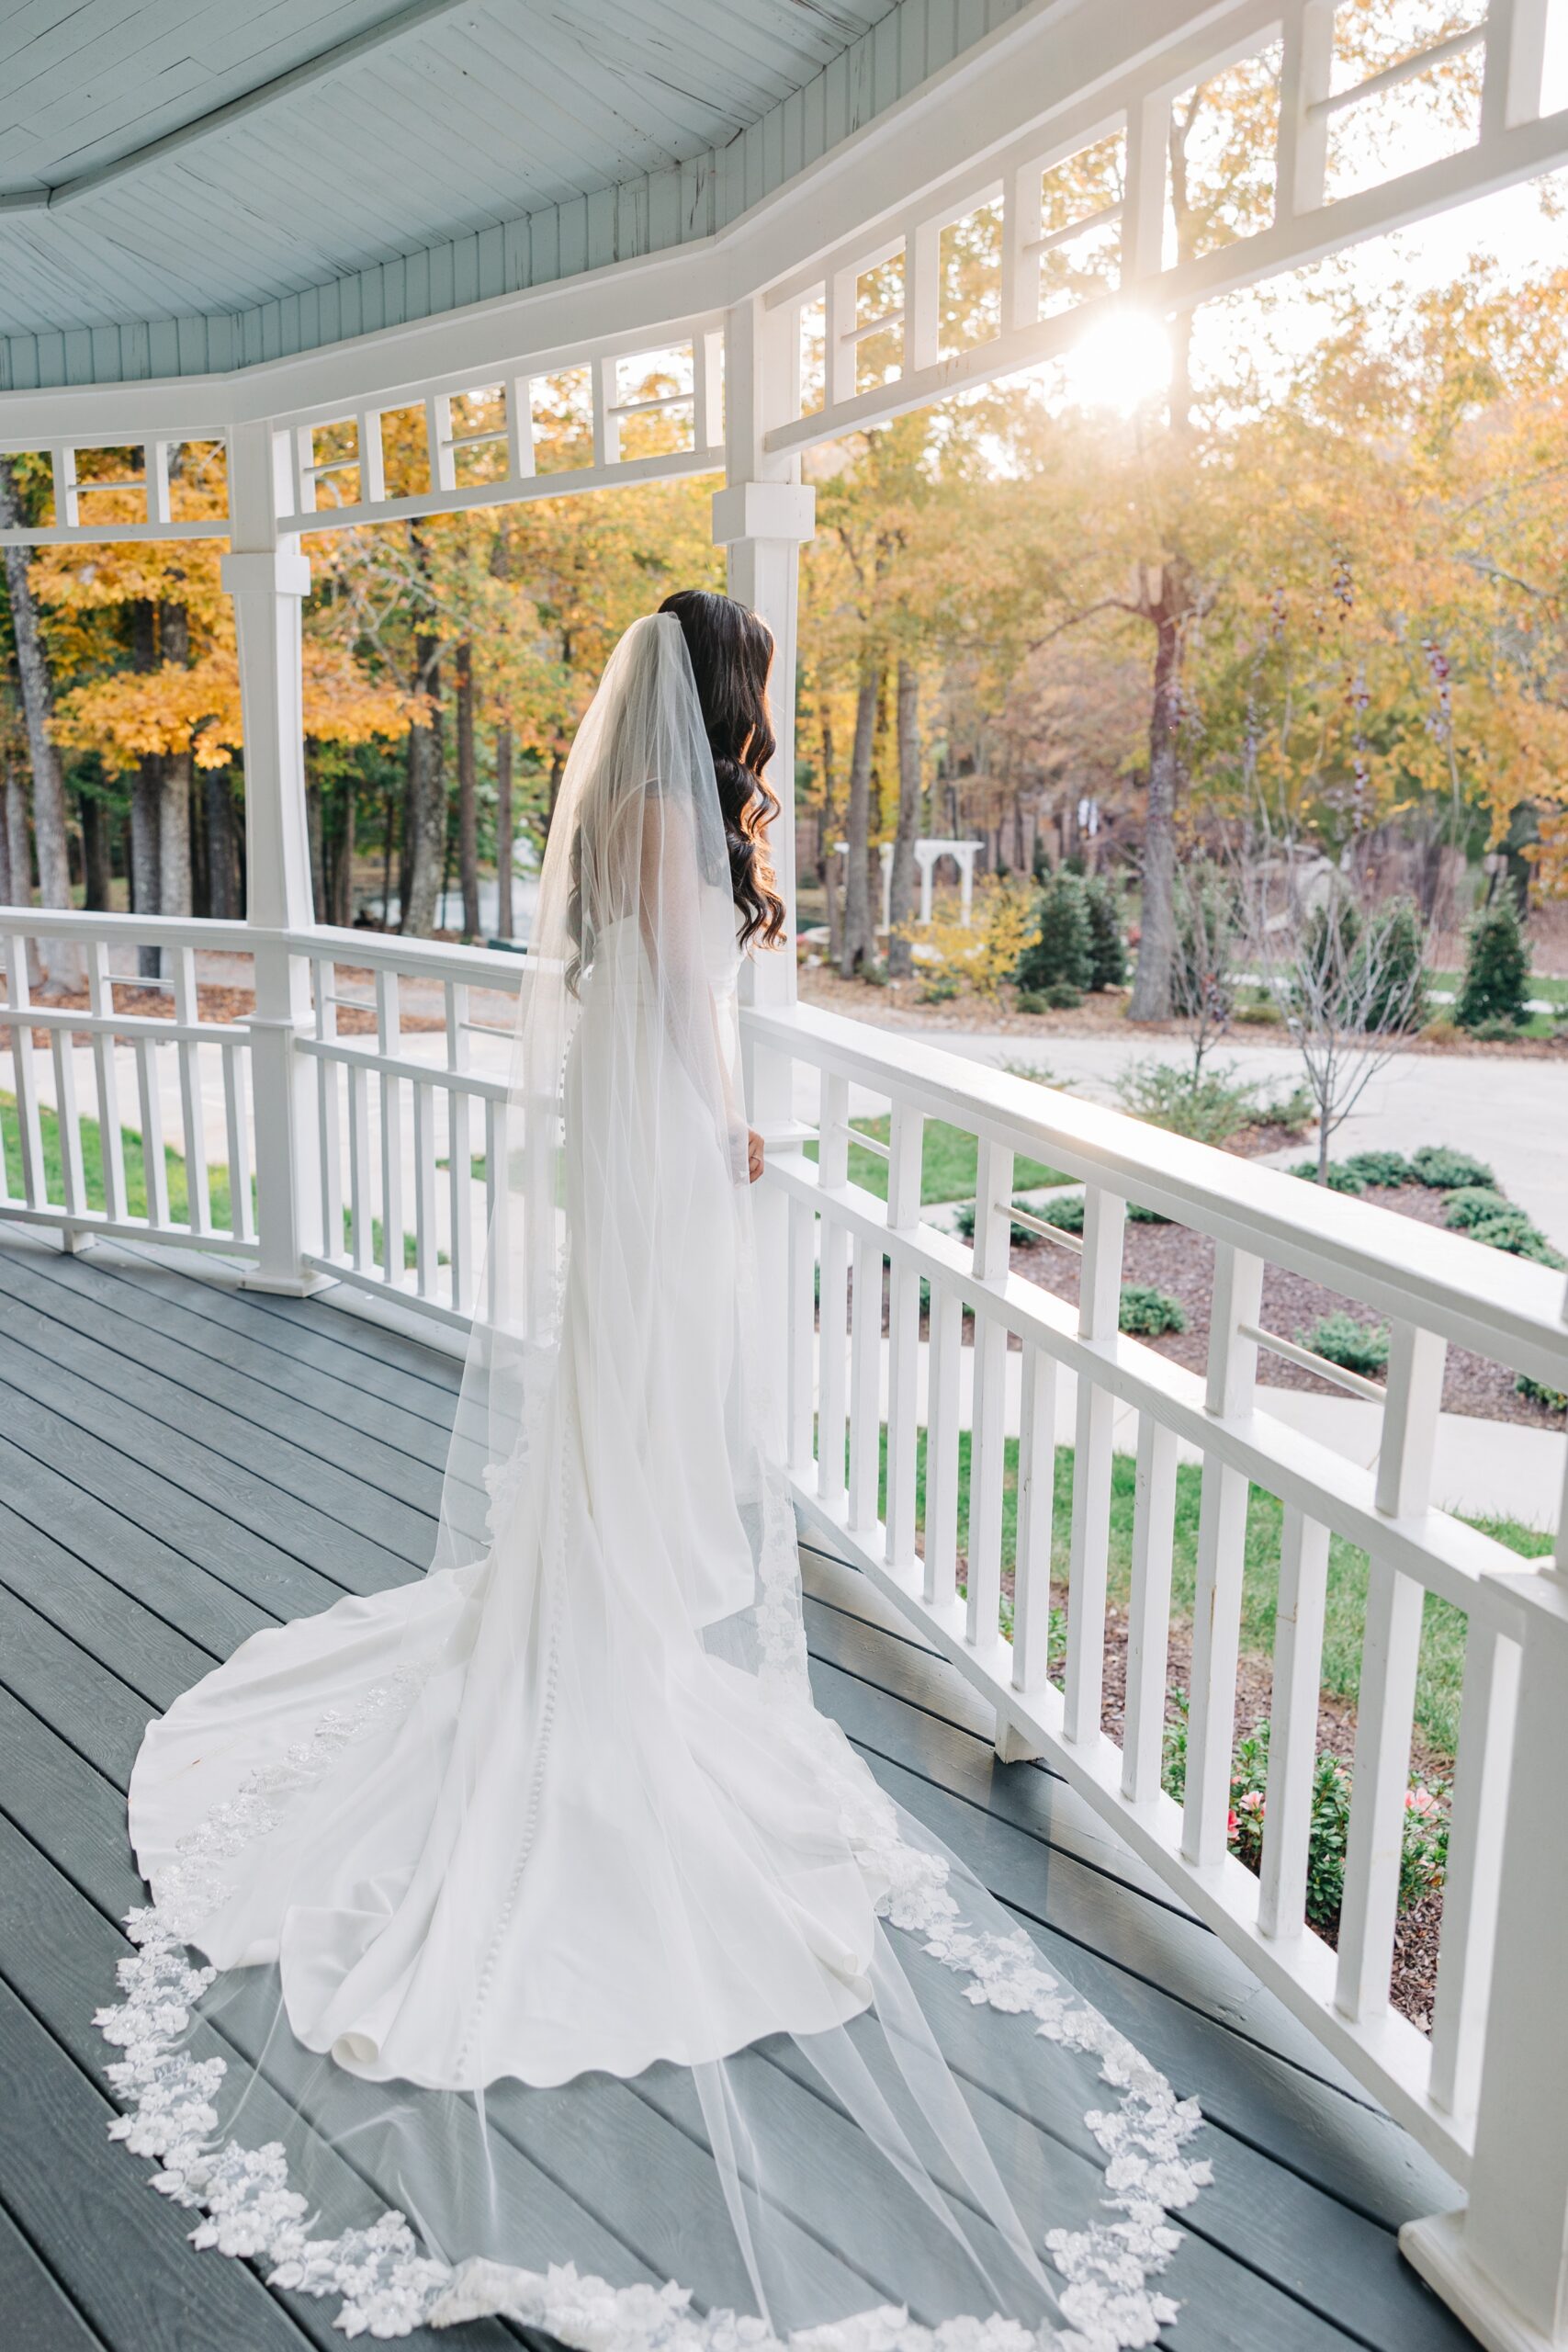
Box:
[714, 297, 815, 1448]
[222, 418, 323, 1290]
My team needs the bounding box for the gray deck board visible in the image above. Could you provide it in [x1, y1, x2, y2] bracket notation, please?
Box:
[0, 1227, 1477, 2352]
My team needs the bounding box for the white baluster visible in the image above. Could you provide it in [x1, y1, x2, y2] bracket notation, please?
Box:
[313, 956, 343, 1262]
[848, 1230, 883, 1532]
[1063, 1184, 1126, 1747]
[49, 1016, 85, 1222]
[1012, 1342, 1057, 1698]
[346, 1060, 372, 1270]
[1122, 1411, 1179, 1804]
[1258, 1507, 1331, 1938]
[412, 1080, 438, 1298]
[884, 1100, 924, 1573]
[87, 941, 127, 1223]
[135, 1034, 170, 1228]
[446, 982, 474, 1315]
[1181, 1244, 1262, 1868]
[377, 966, 404, 1286]
[1336, 1322, 1446, 2019]
[786, 1196, 817, 1483]
[220, 1037, 254, 1243]
[924, 1279, 962, 1608]
[171, 946, 210, 1234]
[966, 1137, 1012, 1651]
[1427, 1618, 1520, 2120]
[816, 1072, 850, 1511]
[3, 936, 47, 1207]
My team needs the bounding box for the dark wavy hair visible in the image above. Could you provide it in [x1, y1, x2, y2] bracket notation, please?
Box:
[658, 589, 786, 952]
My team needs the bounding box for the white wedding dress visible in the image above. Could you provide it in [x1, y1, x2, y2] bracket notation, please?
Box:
[106, 616, 1210, 2349]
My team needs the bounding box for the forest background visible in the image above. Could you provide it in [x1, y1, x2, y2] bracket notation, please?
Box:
[4, 7, 1568, 1025]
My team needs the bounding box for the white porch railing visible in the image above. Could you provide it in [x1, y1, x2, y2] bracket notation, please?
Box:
[4, 903, 1568, 2349]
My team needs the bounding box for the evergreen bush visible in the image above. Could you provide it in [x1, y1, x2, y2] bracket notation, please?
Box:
[1300, 1314, 1390, 1376]
[1442, 1186, 1513, 1231]
[1015, 869, 1094, 995]
[1352, 895, 1430, 1032]
[1517, 1374, 1568, 1413]
[1342, 1148, 1412, 1188]
[1118, 1283, 1187, 1336]
[1411, 1145, 1496, 1190]
[1454, 892, 1530, 1029]
[1288, 1159, 1367, 1194]
[1081, 874, 1127, 990]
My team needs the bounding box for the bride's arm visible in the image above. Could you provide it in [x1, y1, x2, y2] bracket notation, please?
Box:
[637, 786, 752, 1182]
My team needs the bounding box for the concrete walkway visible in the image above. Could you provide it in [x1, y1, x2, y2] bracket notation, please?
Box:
[810, 1028, 1568, 1249]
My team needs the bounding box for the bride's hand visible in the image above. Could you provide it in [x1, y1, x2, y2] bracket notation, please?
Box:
[747, 1129, 764, 1184]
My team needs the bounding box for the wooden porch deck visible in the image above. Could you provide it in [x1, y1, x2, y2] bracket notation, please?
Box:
[0, 1221, 1479, 2352]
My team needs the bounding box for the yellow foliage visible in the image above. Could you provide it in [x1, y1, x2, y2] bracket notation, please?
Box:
[918, 880, 1034, 1002]
[51, 641, 424, 773]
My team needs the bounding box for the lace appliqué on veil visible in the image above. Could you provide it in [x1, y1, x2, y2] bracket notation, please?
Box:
[96, 1644, 1211, 2349]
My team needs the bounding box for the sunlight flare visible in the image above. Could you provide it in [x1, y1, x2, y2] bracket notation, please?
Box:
[1065, 308, 1173, 413]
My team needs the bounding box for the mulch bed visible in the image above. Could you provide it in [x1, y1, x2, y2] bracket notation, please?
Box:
[1000, 1186, 1563, 1430]
[24, 971, 446, 1048]
[798, 963, 1568, 1057]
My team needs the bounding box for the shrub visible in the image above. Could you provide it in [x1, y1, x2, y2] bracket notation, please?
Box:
[1352, 894, 1430, 1032]
[954, 1196, 1059, 1247]
[1016, 869, 1094, 995]
[1469, 1211, 1565, 1268]
[1119, 1283, 1186, 1336]
[1015, 990, 1048, 1015]
[1037, 1194, 1086, 1233]
[1517, 1374, 1568, 1413]
[1342, 1148, 1412, 1188]
[1042, 979, 1084, 1010]
[1162, 1708, 1446, 1931]
[1127, 1200, 1172, 1224]
[1442, 1185, 1513, 1231]
[920, 974, 960, 1004]
[1288, 1159, 1367, 1194]
[1411, 1145, 1496, 1191]
[1235, 991, 1284, 1026]
[1082, 874, 1128, 990]
[1114, 1057, 1260, 1148]
[1300, 1313, 1390, 1376]
[1454, 892, 1530, 1029]
[1172, 859, 1238, 1029]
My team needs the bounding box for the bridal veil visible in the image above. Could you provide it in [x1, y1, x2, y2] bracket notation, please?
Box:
[110, 612, 1211, 2348]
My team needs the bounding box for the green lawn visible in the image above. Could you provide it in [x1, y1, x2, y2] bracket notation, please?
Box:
[806, 1113, 1068, 1204]
[1429, 966, 1568, 1008]
[2, 1087, 240, 1228]
[863, 1422, 1549, 1761]
[1, 1090, 425, 1270]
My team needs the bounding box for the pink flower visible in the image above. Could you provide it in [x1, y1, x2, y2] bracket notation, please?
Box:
[1226, 1809, 1238, 1836]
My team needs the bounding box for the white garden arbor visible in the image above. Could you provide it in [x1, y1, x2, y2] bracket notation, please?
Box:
[5, 5, 1568, 2347]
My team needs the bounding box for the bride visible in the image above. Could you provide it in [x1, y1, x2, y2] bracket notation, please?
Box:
[107, 593, 1209, 2347]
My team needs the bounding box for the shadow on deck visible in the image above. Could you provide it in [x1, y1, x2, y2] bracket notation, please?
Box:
[0, 1223, 1478, 2352]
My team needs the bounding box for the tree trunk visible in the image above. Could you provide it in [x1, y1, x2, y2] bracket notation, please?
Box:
[307, 779, 328, 922]
[456, 641, 480, 939]
[127, 602, 163, 975]
[0, 459, 78, 984]
[886, 660, 921, 978]
[80, 790, 114, 910]
[494, 723, 514, 939]
[205, 774, 240, 918]
[1127, 594, 1183, 1021]
[839, 654, 879, 977]
[157, 603, 193, 925]
[1, 763, 28, 904]
[333, 776, 356, 927]
[401, 632, 445, 936]
[381, 784, 397, 927]
[819, 705, 842, 969]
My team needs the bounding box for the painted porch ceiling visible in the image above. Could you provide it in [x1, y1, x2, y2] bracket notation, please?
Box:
[0, 0, 902, 375]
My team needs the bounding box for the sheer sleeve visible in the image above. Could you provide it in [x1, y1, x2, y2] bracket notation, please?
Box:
[637, 784, 748, 1182]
